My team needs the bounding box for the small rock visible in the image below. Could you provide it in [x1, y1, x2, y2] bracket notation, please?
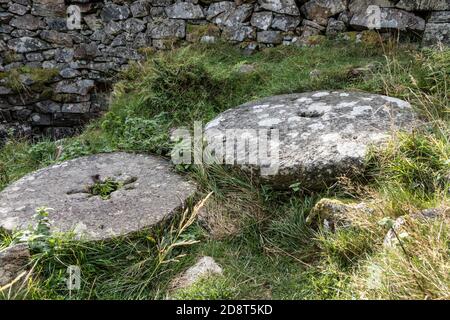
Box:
[306, 198, 375, 230]
[257, 30, 283, 44]
[222, 25, 255, 42]
[309, 69, 321, 78]
[55, 79, 95, 96]
[101, 3, 130, 22]
[326, 18, 347, 36]
[301, 0, 347, 26]
[9, 14, 44, 30]
[170, 256, 223, 291]
[251, 11, 273, 31]
[40, 30, 73, 46]
[238, 63, 256, 74]
[271, 13, 301, 32]
[423, 11, 450, 46]
[350, 8, 426, 32]
[130, 0, 149, 18]
[258, 0, 300, 16]
[396, 0, 449, 11]
[0, 243, 31, 290]
[59, 68, 80, 79]
[84, 14, 103, 31]
[211, 4, 253, 28]
[7, 36, 50, 53]
[0, 86, 12, 95]
[8, 3, 29, 16]
[125, 18, 146, 34]
[165, 2, 205, 19]
[382, 215, 408, 248]
[147, 19, 185, 39]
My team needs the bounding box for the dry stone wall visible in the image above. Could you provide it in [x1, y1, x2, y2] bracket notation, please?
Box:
[0, 0, 449, 142]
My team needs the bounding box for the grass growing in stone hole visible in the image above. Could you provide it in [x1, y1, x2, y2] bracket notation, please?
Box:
[87, 177, 122, 200]
[0, 40, 449, 299]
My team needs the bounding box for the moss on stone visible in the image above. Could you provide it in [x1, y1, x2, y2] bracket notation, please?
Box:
[0, 67, 58, 93]
[3, 51, 22, 64]
[186, 24, 220, 43]
[340, 31, 359, 42]
[307, 35, 327, 46]
[137, 47, 156, 56]
[361, 30, 382, 46]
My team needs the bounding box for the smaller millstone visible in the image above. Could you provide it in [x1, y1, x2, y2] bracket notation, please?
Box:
[0, 153, 197, 240]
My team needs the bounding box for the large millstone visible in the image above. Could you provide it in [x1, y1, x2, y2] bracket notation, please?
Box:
[204, 91, 419, 189]
[0, 153, 196, 240]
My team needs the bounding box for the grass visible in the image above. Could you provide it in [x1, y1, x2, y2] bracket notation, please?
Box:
[0, 38, 449, 300]
[88, 177, 122, 200]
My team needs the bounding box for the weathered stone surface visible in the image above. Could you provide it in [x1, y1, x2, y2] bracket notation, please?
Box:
[104, 20, 123, 35]
[271, 13, 300, 31]
[35, 100, 61, 113]
[301, 0, 346, 25]
[54, 47, 74, 62]
[55, 79, 95, 96]
[101, 3, 130, 22]
[130, 0, 149, 18]
[423, 11, 450, 46]
[0, 12, 14, 24]
[45, 16, 68, 31]
[165, 2, 205, 19]
[9, 14, 44, 30]
[170, 256, 223, 291]
[206, 1, 235, 20]
[350, 8, 426, 32]
[222, 25, 255, 42]
[210, 3, 253, 28]
[31, 1, 66, 18]
[257, 30, 282, 43]
[123, 18, 146, 34]
[348, 0, 395, 13]
[428, 10, 450, 23]
[423, 23, 450, 46]
[0, 153, 197, 240]
[326, 17, 346, 35]
[396, 0, 450, 11]
[258, 0, 300, 16]
[8, 3, 29, 16]
[40, 30, 73, 46]
[0, 86, 12, 95]
[0, 243, 30, 289]
[25, 52, 43, 62]
[204, 91, 419, 189]
[84, 14, 103, 31]
[61, 102, 90, 113]
[251, 11, 273, 31]
[7, 37, 50, 53]
[147, 19, 185, 38]
[306, 198, 376, 230]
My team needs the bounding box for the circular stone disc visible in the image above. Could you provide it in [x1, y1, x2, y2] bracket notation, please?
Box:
[204, 91, 419, 189]
[0, 152, 196, 240]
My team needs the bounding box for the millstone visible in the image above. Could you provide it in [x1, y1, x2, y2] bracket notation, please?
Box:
[0, 152, 196, 240]
[204, 91, 419, 189]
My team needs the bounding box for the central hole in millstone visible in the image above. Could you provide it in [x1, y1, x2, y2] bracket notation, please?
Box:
[297, 110, 323, 118]
[87, 175, 121, 200]
[86, 175, 126, 200]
